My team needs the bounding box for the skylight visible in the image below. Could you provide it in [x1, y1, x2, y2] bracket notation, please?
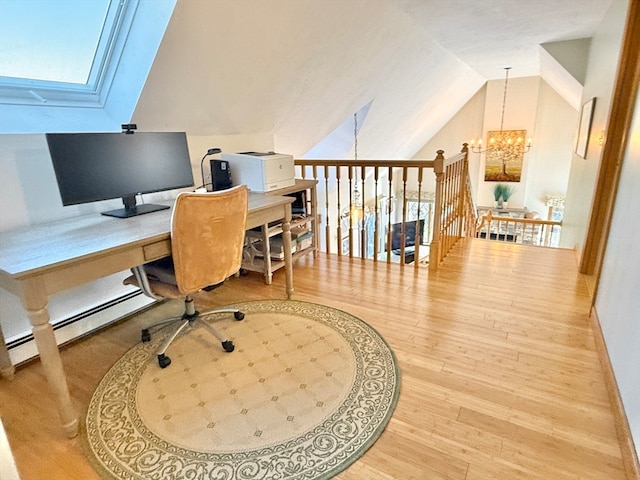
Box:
[0, 0, 134, 106]
[0, 0, 109, 84]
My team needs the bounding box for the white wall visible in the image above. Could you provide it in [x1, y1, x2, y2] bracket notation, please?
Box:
[413, 85, 486, 196]
[562, 0, 638, 459]
[413, 77, 576, 214]
[561, 0, 627, 252]
[132, 0, 485, 161]
[596, 88, 640, 459]
[524, 80, 578, 215]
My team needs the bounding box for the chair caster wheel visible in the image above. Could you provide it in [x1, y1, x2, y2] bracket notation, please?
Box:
[234, 311, 245, 321]
[141, 329, 151, 342]
[158, 353, 171, 368]
[222, 340, 235, 352]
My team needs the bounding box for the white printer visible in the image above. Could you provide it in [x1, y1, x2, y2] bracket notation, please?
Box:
[221, 151, 295, 192]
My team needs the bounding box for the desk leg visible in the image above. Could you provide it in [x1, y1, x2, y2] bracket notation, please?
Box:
[309, 184, 319, 258]
[260, 223, 273, 285]
[22, 280, 78, 438]
[282, 204, 294, 299]
[0, 324, 15, 380]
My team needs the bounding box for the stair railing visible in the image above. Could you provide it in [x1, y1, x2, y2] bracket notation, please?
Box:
[428, 145, 475, 269]
[294, 144, 475, 270]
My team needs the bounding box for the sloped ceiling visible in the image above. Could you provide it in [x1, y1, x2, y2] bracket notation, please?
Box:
[132, 0, 612, 159]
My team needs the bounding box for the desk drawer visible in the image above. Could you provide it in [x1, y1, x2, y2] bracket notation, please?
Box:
[143, 240, 171, 261]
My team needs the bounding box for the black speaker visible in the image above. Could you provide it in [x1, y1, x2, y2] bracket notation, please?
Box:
[210, 159, 233, 191]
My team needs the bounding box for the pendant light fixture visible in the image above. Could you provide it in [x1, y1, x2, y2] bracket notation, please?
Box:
[469, 67, 533, 156]
[341, 112, 369, 223]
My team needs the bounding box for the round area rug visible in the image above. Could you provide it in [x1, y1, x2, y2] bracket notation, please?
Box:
[85, 300, 400, 480]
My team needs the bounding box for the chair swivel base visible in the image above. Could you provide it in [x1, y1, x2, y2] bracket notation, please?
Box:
[141, 310, 245, 368]
[157, 353, 172, 369]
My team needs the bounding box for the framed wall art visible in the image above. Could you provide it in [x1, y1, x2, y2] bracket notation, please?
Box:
[483, 129, 526, 182]
[576, 97, 596, 159]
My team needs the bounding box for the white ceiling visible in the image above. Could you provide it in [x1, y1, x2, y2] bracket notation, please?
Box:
[132, 0, 614, 159]
[391, 0, 612, 80]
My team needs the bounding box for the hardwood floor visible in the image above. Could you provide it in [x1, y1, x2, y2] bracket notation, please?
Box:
[0, 239, 628, 479]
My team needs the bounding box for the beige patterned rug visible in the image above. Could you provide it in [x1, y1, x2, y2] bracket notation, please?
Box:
[85, 300, 400, 479]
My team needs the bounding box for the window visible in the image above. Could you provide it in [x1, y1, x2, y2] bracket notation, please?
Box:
[0, 0, 137, 107]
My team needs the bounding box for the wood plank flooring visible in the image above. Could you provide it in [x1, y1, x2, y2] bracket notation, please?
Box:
[0, 239, 628, 479]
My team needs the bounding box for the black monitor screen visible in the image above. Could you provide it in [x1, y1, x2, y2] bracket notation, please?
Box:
[390, 219, 425, 251]
[46, 132, 194, 218]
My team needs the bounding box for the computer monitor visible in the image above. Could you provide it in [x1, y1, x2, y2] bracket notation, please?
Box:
[46, 131, 195, 218]
[390, 219, 425, 252]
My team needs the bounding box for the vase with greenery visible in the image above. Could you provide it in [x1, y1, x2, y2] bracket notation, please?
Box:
[493, 183, 514, 209]
[493, 184, 506, 208]
[501, 185, 514, 209]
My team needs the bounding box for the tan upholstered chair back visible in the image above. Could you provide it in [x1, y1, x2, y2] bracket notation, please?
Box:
[170, 185, 248, 294]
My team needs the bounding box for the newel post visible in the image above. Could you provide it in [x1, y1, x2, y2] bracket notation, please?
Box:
[459, 143, 471, 237]
[429, 150, 445, 271]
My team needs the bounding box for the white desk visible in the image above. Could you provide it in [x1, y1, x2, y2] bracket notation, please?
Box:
[0, 193, 294, 438]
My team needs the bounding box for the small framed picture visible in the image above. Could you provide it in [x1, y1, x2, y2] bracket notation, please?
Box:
[576, 97, 596, 159]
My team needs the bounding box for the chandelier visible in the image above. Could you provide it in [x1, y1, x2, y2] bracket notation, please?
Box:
[341, 112, 370, 223]
[469, 67, 532, 156]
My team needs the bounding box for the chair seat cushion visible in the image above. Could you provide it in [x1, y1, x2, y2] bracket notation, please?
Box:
[144, 256, 177, 285]
[123, 256, 227, 299]
[123, 266, 183, 300]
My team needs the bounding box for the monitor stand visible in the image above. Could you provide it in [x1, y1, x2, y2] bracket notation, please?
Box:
[101, 196, 170, 218]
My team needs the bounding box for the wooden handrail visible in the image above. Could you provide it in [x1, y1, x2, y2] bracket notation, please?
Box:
[477, 213, 561, 228]
[295, 159, 436, 168]
[295, 145, 475, 270]
[428, 145, 473, 269]
[476, 210, 562, 247]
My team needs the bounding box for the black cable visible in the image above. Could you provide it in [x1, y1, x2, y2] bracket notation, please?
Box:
[199, 148, 222, 190]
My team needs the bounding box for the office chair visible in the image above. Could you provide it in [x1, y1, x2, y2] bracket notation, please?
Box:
[124, 185, 249, 368]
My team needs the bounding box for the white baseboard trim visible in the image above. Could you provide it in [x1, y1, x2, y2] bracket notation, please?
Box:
[7, 292, 155, 366]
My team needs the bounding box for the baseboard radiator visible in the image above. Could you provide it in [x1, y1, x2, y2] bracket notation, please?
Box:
[7, 291, 154, 367]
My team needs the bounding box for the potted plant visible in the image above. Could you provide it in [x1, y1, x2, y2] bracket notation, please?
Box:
[501, 185, 514, 209]
[493, 184, 505, 209]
